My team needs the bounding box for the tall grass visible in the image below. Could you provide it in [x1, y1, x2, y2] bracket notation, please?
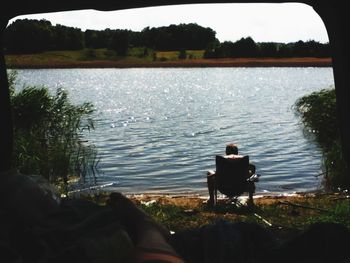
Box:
[295, 88, 349, 190]
[9, 70, 99, 193]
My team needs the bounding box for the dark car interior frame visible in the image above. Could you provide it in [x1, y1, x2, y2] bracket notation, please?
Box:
[1, 1, 349, 178]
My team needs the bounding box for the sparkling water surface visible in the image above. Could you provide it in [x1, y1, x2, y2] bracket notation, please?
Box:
[15, 67, 334, 196]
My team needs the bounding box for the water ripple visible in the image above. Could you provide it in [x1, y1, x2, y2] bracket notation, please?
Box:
[16, 68, 334, 195]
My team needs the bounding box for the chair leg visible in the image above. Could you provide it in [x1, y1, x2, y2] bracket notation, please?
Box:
[214, 184, 217, 206]
[207, 173, 216, 206]
[248, 191, 254, 202]
[247, 182, 255, 206]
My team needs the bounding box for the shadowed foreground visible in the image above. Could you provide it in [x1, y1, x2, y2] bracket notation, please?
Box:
[1, 170, 350, 262]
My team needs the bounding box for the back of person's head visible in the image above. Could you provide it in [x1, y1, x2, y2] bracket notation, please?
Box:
[226, 143, 238, 155]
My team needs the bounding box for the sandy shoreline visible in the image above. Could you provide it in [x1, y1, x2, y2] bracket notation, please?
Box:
[119, 190, 344, 208]
[7, 57, 332, 69]
[112, 189, 329, 205]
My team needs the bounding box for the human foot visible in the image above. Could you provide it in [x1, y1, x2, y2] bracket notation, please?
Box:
[107, 192, 170, 242]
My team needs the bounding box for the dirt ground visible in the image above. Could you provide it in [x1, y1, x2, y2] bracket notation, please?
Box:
[7, 57, 332, 68]
[126, 191, 334, 207]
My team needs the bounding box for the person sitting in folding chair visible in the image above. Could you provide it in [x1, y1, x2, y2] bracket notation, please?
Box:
[207, 143, 260, 206]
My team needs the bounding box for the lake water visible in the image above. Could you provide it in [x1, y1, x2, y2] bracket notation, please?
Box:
[15, 67, 335, 196]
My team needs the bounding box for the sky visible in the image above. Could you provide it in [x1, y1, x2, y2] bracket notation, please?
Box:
[10, 3, 329, 43]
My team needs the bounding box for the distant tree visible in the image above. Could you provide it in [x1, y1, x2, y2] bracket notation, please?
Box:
[203, 40, 221, 58]
[304, 40, 330, 57]
[85, 30, 98, 48]
[277, 43, 293, 57]
[139, 23, 216, 51]
[258, 42, 278, 57]
[66, 27, 84, 50]
[5, 19, 53, 53]
[293, 40, 309, 57]
[5, 19, 84, 52]
[290, 40, 330, 57]
[318, 42, 331, 57]
[109, 30, 129, 56]
[219, 41, 236, 57]
[140, 27, 157, 49]
[4, 19, 331, 59]
[52, 24, 84, 50]
[230, 37, 258, 57]
[128, 31, 143, 47]
[204, 37, 258, 58]
[85, 29, 114, 49]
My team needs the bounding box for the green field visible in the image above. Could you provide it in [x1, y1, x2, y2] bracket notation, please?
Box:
[5, 48, 205, 67]
[155, 50, 204, 61]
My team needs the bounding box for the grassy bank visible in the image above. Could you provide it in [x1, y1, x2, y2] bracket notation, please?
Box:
[5, 48, 332, 68]
[81, 192, 350, 235]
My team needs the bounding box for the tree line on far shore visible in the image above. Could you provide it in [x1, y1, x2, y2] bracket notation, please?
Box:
[5, 19, 330, 58]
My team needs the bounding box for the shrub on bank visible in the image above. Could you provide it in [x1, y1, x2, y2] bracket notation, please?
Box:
[295, 88, 349, 190]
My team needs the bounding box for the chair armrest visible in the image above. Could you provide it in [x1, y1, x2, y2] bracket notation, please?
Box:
[247, 173, 261, 182]
[207, 170, 216, 177]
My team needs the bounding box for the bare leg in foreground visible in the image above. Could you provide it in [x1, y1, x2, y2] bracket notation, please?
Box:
[108, 192, 184, 263]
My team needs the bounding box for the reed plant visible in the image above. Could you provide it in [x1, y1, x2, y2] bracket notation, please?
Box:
[9, 70, 98, 193]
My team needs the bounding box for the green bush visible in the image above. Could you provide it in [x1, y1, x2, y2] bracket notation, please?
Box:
[9, 70, 98, 193]
[178, 49, 187, 59]
[295, 89, 337, 150]
[295, 88, 349, 190]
